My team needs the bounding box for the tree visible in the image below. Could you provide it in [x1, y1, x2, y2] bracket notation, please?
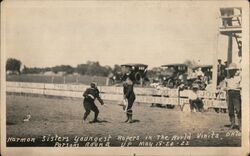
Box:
[6, 58, 22, 74]
[76, 64, 88, 75]
[22, 65, 29, 74]
[76, 61, 112, 76]
[113, 64, 122, 73]
[22, 66, 50, 74]
[51, 65, 74, 74]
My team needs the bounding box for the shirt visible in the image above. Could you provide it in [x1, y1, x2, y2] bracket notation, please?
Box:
[188, 90, 198, 100]
[224, 75, 241, 90]
[83, 87, 100, 101]
[123, 83, 135, 99]
[122, 72, 135, 82]
[196, 70, 204, 77]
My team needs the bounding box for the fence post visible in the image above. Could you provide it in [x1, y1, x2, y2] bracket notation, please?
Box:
[43, 83, 45, 96]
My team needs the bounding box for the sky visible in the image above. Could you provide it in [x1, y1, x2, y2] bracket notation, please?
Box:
[3, 1, 239, 69]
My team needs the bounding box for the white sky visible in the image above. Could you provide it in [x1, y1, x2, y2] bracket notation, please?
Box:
[4, 1, 239, 69]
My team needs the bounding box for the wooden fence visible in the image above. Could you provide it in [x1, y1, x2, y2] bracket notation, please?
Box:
[6, 82, 227, 110]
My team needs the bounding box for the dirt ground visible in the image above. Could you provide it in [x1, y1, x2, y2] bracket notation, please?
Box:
[6, 94, 241, 147]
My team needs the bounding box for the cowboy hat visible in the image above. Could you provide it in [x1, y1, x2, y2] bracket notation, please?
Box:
[226, 63, 238, 70]
[192, 83, 199, 89]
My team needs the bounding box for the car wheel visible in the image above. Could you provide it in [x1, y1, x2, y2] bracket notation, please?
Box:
[167, 79, 175, 88]
[134, 72, 142, 84]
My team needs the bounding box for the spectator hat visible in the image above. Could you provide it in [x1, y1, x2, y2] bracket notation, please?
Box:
[192, 83, 199, 89]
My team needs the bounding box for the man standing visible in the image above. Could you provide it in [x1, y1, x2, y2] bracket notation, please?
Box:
[220, 63, 241, 131]
[217, 59, 226, 85]
[123, 77, 136, 123]
[189, 84, 203, 112]
[82, 82, 104, 123]
[120, 65, 136, 123]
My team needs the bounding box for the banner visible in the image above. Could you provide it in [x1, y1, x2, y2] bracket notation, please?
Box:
[179, 90, 226, 100]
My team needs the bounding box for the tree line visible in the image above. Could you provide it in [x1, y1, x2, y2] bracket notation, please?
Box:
[6, 58, 119, 77]
[6, 58, 198, 77]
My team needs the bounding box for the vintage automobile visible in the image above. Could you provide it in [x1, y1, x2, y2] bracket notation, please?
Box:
[107, 71, 123, 85]
[159, 64, 188, 88]
[108, 63, 149, 85]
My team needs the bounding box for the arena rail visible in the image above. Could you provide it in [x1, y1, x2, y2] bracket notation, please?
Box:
[6, 82, 227, 110]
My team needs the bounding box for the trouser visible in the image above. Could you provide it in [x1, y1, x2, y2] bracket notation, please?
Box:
[189, 99, 203, 112]
[227, 90, 241, 127]
[126, 96, 135, 119]
[83, 99, 99, 121]
[217, 76, 224, 85]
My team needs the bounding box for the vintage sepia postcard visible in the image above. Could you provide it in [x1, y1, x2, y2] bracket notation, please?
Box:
[1, 0, 249, 156]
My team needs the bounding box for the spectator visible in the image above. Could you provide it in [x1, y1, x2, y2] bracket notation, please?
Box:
[217, 59, 226, 85]
[189, 84, 204, 112]
[195, 67, 204, 77]
[219, 63, 241, 131]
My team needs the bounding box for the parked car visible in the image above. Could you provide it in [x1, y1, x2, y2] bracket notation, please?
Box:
[159, 64, 188, 88]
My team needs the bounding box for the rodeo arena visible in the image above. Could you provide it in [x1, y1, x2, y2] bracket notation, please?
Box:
[6, 7, 243, 147]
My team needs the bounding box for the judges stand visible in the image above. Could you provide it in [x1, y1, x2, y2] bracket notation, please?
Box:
[219, 7, 242, 64]
[212, 7, 242, 91]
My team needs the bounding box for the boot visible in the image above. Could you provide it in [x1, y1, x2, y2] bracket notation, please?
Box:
[230, 117, 236, 129]
[238, 118, 241, 131]
[124, 113, 129, 123]
[91, 116, 100, 123]
[91, 111, 100, 123]
[127, 114, 133, 123]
